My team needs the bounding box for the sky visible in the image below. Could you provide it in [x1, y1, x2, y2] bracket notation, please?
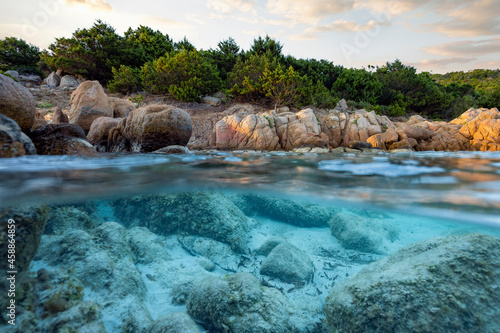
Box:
[1, 0, 499, 74]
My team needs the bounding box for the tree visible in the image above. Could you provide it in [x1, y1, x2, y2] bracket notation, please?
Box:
[206, 37, 240, 81]
[0, 37, 41, 74]
[174, 36, 196, 52]
[42, 20, 124, 82]
[260, 65, 309, 107]
[123, 25, 174, 67]
[141, 49, 222, 102]
[248, 35, 283, 59]
[332, 68, 382, 105]
[108, 65, 143, 94]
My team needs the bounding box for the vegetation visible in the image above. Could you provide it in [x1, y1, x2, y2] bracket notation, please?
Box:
[0, 37, 41, 75]
[2, 20, 498, 119]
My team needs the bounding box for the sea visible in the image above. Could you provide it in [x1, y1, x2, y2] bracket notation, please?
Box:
[0, 150, 499, 332]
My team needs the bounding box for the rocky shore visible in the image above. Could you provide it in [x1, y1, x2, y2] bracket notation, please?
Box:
[1, 73, 499, 158]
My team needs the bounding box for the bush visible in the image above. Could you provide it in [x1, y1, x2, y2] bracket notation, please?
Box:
[108, 65, 142, 94]
[227, 54, 277, 100]
[141, 49, 222, 102]
[0, 37, 41, 75]
[260, 65, 310, 108]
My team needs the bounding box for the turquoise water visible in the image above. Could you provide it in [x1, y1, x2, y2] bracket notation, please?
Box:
[1, 151, 500, 332]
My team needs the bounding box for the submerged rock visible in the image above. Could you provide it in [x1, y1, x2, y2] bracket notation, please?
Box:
[150, 312, 202, 333]
[45, 205, 97, 234]
[127, 226, 171, 264]
[328, 211, 399, 253]
[36, 224, 146, 300]
[232, 193, 338, 227]
[111, 192, 250, 252]
[325, 233, 500, 333]
[260, 242, 313, 282]
[187, 272, 314, 332]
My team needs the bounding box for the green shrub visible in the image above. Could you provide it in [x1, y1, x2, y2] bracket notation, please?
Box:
[141, 49, 222, 102]
[260, 65, 309, 108]
[108, 65, 142, 94]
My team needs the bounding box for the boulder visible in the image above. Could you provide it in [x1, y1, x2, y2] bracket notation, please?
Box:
[348, 140, 372, 150]
[341, 110, 383, 147]
[28, 124, 96, 156]
[152, 145, 190, 154]
[51, 106, 69, 124]
[109, 97, 134, 118]
[187, 273, 313, 332]
[367, 127, 399, 150]
[43, 72, 61, 88]
[4, 70, 19, 81]
[111, 192, 249, 252]
[202, 96, 221, 107]
[19, 74, 42, 84]
[150, 313, 202, 333]
[276, 108, 327, 150]
[0, 74, 36, 132]
[59, 75, 80, 88]
[329, 212, 399, 253]
[108, 104, 192, 153]
[215, 113, 280, 150]
[325, 233, 500, 333]
[232, 193, 338, 227]
[32, 109, 48, 130]
[86, 116, 120, 150]
[69, 81, 114, 131]
[336, 99, 349, 112]
[260, 242, 313, 282]
[127, 226, 171, 264]
[36, 225, 147, 300]
[0, 113, 37, 157]
[459, 108, 500, 151]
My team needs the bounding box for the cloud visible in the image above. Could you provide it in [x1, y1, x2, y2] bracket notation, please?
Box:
[423, 38, 500, 57]
[141, 16, 188, 28]
[411, 57, 476, 71]
[186, 14, 206, 25]
[267, 0, 355, 24]
[64, 0, 113, 12]
[427, 0, 500, 37]
[207, 0, 256, 14]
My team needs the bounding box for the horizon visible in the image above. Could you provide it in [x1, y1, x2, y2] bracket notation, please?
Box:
[1, 0, 499, 75]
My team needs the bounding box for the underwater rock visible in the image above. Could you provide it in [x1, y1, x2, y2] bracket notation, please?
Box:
[45, 205, 97, 234]
[260, 242, 313, 282]
[36, 226, 146, 300]
[180, 236, 240, 272]
[127, 226, 171, 264]
[91, 222, 133, 261]
[232, 193, 338, 227]
[328, 212, 399, 253]
[111, 192, 250, 252]
[325, 233, 500, 333]
[150, 312, 202, 333]
[187, 272, 311, 332]
[0, 206, 49, 274]
[120, 299, 153, 333]
[255, 236, 287, 255]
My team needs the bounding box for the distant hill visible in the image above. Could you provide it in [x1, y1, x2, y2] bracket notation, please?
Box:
[432, 69, 500, 93]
